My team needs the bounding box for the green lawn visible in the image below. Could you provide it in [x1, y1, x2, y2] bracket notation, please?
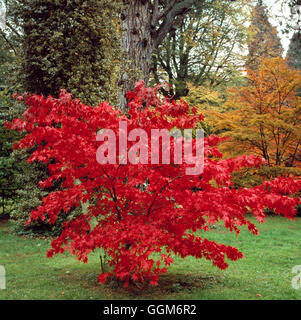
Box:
[0, 216, 300, 300]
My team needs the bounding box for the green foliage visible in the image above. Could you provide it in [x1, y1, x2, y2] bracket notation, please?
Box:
[9, 148, 83, 236]
[0, 0, 122, 233]
[9, 0, 121, 105]
[183, 84, 225, 136]
[0, 91, 78, 235]
[184, 84, 224, 111]
[0, 89, 24, 195]
[0, 37, 15, 90]
[9, 150, 51, 235]
[0, 90, 28, 219]
[153, 0, 250, 99]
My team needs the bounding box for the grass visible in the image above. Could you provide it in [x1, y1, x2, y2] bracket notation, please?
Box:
[0, 216, 301, 300]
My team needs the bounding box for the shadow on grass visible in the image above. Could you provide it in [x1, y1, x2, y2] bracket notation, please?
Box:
[102, 272, 223, 299]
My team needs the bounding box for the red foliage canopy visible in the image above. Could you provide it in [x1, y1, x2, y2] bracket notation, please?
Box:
[6, 82, 301, 286]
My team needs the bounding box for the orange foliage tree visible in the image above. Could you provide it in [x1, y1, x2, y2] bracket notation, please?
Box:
[213, 57, 301, 167]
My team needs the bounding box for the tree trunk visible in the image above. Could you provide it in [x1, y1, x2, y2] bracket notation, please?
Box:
[119, 1, 154, 111]
[118, 0, 196, 111]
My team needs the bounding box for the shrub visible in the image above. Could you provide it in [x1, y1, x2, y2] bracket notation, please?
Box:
[9, 148, 80, 237]
[6, 82, 301, 286]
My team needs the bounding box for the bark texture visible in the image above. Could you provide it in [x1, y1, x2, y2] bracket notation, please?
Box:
[119, 0, 196, 111]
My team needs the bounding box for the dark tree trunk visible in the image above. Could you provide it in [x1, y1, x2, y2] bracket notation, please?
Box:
[119, 1, 154, 110]
[119, 0, 196, 111]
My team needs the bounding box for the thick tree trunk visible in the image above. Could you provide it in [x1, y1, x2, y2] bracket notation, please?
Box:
[119, 1, 154, 111]
[118, 0, 196, 111]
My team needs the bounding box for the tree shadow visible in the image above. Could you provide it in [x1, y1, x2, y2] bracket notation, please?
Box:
[105, 272, 222, 299]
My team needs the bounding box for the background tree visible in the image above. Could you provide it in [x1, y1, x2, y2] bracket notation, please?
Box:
[0, 91, 22, 217]
[285, 0, 301, 70]
[285, 0, 301, 32]
[0, 0, 121, 230]
[0, 2, 21, 218]
[246, 0, 283, 71]
[0, 38, 14, 90]
[287, 32, 301, 71]
[182, 83, 224, 136]
[152, 0, 250, 100]
[6, 0, 206, 110]
[213, 57, 301, 167]
[119, 0, 200, 110]
[287, 30, 301, 102]
[9, 0, 120, 105]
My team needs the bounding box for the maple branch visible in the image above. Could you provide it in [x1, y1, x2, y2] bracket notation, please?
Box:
[147, 174, 184, 216]
[101, 167, 122, 220]
[100, 255, 105, 273]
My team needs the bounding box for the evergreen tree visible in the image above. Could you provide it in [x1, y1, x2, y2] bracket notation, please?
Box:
[287, 32, 301, 70]
[246, 0, 283, 71]
[0, 9, 20, 218]
[287, 31, 301, 99]
[287, 0, 301, 32]
[1, 0, 120, 232]
[10, 0, 120, 105]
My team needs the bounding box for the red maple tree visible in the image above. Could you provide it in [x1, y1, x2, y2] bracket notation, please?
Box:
[6, 82, 301, 286]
